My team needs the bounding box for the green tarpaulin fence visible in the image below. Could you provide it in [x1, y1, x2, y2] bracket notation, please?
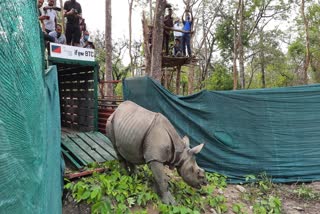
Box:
[0, 1, 62, 213]
[123, 77, 320, 183]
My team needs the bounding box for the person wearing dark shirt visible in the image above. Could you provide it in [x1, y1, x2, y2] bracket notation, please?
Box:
[173, 38, 182, 57]
[63, 0, 82, 46]
[163, 8, 173, 56]
[182, 10, 193, 57]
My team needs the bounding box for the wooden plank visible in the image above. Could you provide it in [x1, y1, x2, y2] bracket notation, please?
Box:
[86, 132, 117, 159]
[61, 134, 95, 164]
[61, 99, 95, 108]
[68, 134, 106, 162]
[59, 82, 94, 90]
[62, 122, 93, 132]
[61, 115, 94, 126]
[61, 148, 82, 169]
[78, 125, 94, 132]
[76, 132, 114, 161]
[60, 91, 94, 99]
[61, 121, 80, 130]
[62, 127, 78, 134]
[57, 65, 94, 74]
[59, 72, 94, 82]
[61, 108, 94, 117]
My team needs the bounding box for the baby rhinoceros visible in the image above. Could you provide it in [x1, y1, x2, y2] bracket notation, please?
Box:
[106, 101, 207, 205]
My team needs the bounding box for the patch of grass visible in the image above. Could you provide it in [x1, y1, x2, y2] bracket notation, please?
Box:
[241, 173, 282, 214]
[292, 183, 320, 201]
[232, 203, 247, 214]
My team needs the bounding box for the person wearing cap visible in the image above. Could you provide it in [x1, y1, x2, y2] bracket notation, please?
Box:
[163, 8, 174, 56]
[173, 18, 183, 55]
[80, 31, 95, 49]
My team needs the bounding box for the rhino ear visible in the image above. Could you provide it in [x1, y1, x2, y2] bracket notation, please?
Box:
[189, 143, 204, 155]
[182, 136, 190, 148]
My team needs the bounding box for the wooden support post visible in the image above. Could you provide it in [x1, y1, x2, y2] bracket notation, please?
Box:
[188, 64, 194, 95]
[176, 66, 181, 95]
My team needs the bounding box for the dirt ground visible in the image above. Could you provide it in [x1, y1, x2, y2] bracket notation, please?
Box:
[220, 182, 320, 214]
[62, 180, 320, 214]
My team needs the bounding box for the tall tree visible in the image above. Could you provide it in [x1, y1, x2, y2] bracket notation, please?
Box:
[238, 0, 245, 89]
[128, 0, 134, 77]
[105, 0, 113, 96]
[149, 0, 153, 22]
[301, 0, 310, 84]
[142, 13, 152, 75]
[233, 1, 241, 89]
[150, 0, 167, 81]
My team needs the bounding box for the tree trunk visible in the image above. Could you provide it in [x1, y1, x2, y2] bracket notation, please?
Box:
[128, 0, 134, 77]
[188, 64, 194, 94]
[233, 0, 241, 90]
[149, 0, 153, 22]
[150, 0, 166, 81]
[202, 5, 208, 89]
[175, 66, 181, 94]
[105, 0, 113, 96]
[259, 31, 266, 88]
[301, 0, 310, 84]
[142, 13, 151, 75]
[238, 0, 245, 89]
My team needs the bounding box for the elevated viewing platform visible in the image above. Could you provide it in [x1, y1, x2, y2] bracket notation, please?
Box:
[162, 55, 197, 68]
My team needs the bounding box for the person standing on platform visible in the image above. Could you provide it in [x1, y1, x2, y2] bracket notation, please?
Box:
[181, 10, 193, 57]
[63, 0, 82, 46]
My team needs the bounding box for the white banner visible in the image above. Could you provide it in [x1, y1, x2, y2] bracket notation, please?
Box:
[50, 43, 95, 62]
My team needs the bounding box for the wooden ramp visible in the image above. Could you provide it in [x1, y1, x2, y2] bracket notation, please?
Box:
[61, 128, 117, 168]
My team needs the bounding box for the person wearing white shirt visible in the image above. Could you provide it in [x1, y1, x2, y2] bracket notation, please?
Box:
[43, 0, 59, 33]
[173, 19, 183, 56]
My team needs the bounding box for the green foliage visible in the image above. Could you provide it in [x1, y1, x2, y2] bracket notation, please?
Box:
[293, 183, 320, 200]
[114, 83, 123, 97]
[158, 204, 200, 214]
[242, 173, 282, 214]
[253, 196, 282, 214]
[64, 161, 229, 213]
[215, 17, 234, 54]
[232, 203, 247, 214]
[245, 173, 274, 194]
[205, 64, 233, 91]
[288, 40, 305, 59]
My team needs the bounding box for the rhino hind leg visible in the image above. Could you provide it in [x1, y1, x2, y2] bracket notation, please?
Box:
[148, 161, 176, 205]
[106, 118, 131, 174]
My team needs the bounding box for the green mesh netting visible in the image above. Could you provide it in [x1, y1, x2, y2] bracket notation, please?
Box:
[123, 77, 320, 183]
[0, 1, 62, 213]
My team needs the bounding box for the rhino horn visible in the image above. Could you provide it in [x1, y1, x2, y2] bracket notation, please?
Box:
[182, 136, 190, 148]
[188, 143, 204, 154]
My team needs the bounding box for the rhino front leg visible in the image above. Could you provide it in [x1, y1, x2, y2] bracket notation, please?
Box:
[148, 161, 176, 205]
